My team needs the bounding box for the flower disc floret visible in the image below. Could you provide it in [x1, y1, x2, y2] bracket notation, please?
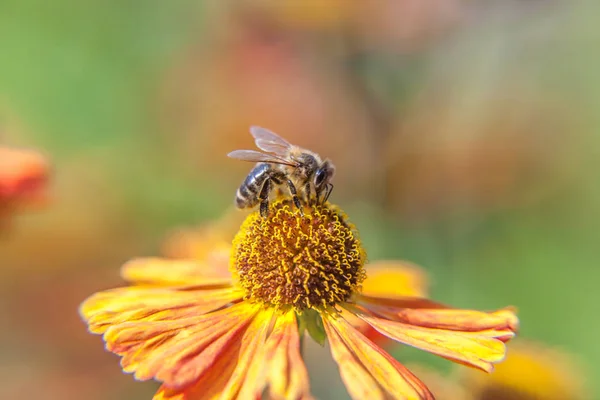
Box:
[231, 200, 366, 311]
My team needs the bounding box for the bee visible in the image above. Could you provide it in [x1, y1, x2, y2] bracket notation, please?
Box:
[228, 126, 335, 217]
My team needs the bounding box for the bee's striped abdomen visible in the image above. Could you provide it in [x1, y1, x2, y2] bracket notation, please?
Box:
[235, 163, 271, 208]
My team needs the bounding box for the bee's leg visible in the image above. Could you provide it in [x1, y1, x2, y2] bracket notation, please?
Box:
[258, 178, 271, 218]
[304, 182, 312, 206]
[286, 179, 304, 216]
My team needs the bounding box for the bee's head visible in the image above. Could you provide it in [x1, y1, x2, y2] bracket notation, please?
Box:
[314, 160, 335, 195]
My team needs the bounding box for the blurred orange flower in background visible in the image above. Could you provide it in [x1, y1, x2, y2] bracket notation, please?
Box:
[0, 146, 49, 229]
[80, 199, 518, 399]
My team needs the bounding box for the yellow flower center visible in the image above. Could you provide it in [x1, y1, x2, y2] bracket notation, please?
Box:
[231, 199, 366, 311]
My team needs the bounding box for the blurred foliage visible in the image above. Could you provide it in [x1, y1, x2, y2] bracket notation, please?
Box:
[1, 1, 599, 399]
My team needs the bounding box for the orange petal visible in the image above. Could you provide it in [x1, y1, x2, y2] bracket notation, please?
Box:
[350, 306, 514, 373]
[80, 285, 242, 334]
[341, 309, 391, 348]
[394, 307, 519, 333]
[362, 261, 428, 298]
[153, 308, 275, 400]
[219, 310, 275, 399]
[152, 325, 244, 400]
[357, 295, 449, 310]
[105, 302, 261, 389]
[323, 312, 434, 400]
[121, 257, 233, 286]
[153, 346, 239, 400]
[257, 311, 312, 400]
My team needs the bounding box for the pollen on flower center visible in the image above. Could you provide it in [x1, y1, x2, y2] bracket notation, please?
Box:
[231, 200, 366, 311]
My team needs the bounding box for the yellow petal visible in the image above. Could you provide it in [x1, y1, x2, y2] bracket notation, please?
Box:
[351, 307, 512, 373]
[323, 313, 434, 400]
[121, 257, 233, 286]
[362, 261, 428, 298]
[79, 285, 242, 334]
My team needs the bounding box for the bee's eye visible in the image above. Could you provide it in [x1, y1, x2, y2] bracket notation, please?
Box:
[315, 168, 326, 186]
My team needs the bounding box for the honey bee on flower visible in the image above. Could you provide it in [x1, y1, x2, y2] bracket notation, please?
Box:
[228, 126, 335, 217]
[79, 128, 519, 400]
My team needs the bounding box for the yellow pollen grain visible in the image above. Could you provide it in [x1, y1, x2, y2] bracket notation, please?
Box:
[230, 199, 366, 312]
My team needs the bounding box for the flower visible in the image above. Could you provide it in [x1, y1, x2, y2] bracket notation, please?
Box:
[0, 146, 49, 228]
[80, 199, 518, 399]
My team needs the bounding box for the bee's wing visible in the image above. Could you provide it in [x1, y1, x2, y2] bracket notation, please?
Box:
[249, 126, 293, 155]
[227, 150, 299, 166]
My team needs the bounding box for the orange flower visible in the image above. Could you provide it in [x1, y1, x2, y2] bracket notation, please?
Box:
[80, 200, 518, 399]
[0, 146, 49, 226]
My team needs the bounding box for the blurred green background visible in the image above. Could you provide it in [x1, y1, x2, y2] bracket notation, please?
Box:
[1, 1, 598, 399]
